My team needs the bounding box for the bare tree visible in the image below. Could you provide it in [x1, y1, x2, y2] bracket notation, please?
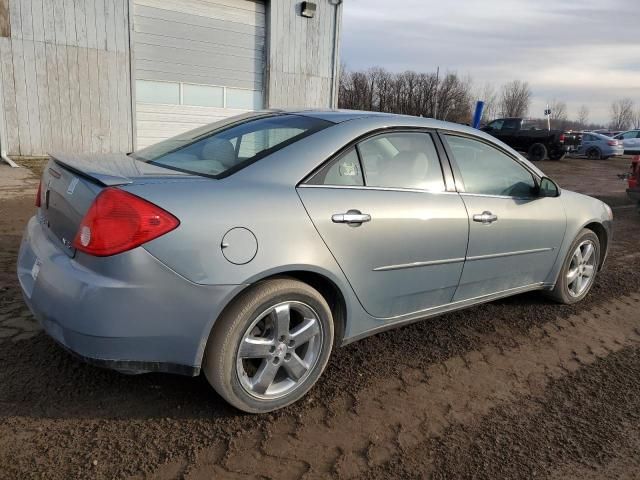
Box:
[610, 98, 634, 130]
[338, 66, 474, 124]
[632, 108, 640, 129]
[499, 80, 531, 117]
[549, 99, 567, 128]
[473, 82, 498, 123]
[577, 105, 589, 127]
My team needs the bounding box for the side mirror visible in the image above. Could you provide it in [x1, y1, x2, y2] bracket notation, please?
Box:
[537, 177, 560, 198]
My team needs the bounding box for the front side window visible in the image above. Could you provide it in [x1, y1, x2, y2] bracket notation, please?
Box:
[488, 119, 504, 131]
[444, 134, 536, 198]
[357, 132, 445, 191]
[132, 114, 332, 178]
[501, 119, 520, 131]
[619, 131, 639, 140]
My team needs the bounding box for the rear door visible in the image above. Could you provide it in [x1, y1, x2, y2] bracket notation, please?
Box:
[441, 133, 566, 300]
[579, 133, 596, 155]
[297, 131, 469, 319]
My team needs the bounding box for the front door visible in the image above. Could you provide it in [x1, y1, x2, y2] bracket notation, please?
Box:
[297, 131, 469, 319]
[441, 133, 566, 300]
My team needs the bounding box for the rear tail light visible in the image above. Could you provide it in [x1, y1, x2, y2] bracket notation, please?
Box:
[35, 180, 42, 207]
[73, 188, 179, 256]
[559, 134, 565, 143]
[607, 140, 618, 146]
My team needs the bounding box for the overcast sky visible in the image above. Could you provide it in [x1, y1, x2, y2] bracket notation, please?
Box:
[340, 0, 640, 124]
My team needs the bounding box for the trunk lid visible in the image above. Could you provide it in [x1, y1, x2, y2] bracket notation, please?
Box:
[40, 153, 193, 257]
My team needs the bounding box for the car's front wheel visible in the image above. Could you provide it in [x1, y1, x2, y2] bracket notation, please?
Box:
[547, 229, 600, 304]
[203, 278, 334, 413]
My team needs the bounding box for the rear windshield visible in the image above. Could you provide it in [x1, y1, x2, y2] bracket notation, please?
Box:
[132, 114, 333, 178]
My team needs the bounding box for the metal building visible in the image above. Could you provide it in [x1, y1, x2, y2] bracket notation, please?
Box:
[0, 0, 343, 158]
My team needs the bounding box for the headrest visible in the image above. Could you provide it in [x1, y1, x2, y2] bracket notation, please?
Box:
[383, 150, 429, 187]
[201, 138, 236, 168]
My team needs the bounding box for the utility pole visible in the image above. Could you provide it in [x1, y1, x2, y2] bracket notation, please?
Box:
[433, 66, 439, 120]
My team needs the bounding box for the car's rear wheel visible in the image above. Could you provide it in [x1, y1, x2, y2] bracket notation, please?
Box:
[547, 229, 600, 304]
[587, 147, 602, 160]
[203, 278, 334, 413]
[528, 143, 547, 161]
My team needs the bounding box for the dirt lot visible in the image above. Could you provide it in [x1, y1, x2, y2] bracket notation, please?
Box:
[0, 156, 638, 479]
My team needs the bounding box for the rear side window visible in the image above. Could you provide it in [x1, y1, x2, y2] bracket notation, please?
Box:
[308, 131, 445, 192]
[358, 132, 445, 191]
[132, 114, 332, 178]
[307, 148, 364, 186]
[444, 134, 536, 198]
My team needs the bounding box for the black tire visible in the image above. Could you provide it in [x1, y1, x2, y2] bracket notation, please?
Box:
[586, 147, 602, 160]
[548, 150, 566, 161]
[203, 278, 334, 413]
[546, 229, 600, 304]
[528, 143, 548, 161]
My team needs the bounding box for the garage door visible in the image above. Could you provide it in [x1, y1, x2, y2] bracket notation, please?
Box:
[133, 0, 265, 148]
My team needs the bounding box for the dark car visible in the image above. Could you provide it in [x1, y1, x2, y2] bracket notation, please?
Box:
[481, 118, 567, 161]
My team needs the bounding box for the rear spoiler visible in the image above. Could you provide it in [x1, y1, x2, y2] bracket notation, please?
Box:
[50, 152, 135, 187]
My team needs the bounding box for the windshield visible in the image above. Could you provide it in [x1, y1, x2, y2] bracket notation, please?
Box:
[132, 114, 333, 178]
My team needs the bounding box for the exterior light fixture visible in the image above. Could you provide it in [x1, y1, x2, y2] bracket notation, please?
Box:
[301, 1, 316, 18]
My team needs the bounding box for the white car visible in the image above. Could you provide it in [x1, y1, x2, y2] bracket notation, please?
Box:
[613, 130, 640, 154]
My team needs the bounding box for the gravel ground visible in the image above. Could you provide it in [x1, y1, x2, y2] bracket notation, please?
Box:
[0, 156, 638, 479]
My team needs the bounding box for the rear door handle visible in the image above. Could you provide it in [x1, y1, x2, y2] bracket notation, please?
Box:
[473, 211, 498, 224]
[332, 209, 371, 225]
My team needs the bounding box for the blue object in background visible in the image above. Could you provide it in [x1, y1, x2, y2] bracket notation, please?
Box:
[472, 101, 485, 129]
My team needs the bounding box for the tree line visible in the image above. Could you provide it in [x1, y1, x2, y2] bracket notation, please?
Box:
[339, 66, 638, 132]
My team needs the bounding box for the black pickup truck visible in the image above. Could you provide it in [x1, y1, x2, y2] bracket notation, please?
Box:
[481, 118, 567, 161]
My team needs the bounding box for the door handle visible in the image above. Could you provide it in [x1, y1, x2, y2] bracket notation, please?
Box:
[332, 209, 371, 225]
[473, 211, 498, 224]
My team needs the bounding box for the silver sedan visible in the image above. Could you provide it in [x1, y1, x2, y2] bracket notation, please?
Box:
[18, 110, 613, 413]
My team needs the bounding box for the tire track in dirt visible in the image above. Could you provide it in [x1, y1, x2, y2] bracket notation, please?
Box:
[170, 292, 640, 479]
[362, 345, 640, 479]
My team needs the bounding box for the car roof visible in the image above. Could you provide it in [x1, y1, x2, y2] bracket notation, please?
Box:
[587, 131, 609, 139]
[279, 108, 479, 133]
[278, 108, 396, 123]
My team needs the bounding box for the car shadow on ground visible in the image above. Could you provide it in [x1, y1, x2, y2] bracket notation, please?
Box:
[0, 288, 585, 424]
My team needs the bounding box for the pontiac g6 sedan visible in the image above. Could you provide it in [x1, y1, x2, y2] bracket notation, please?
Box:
[18, 110, 613, 413]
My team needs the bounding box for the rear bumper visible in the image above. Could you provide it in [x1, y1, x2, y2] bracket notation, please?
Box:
[18, 216, 244, 375]
[606, 147, 625, 157]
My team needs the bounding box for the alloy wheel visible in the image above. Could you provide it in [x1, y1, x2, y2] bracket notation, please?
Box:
[566, 240, 597, 297]
[236, 301, 324, 399]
